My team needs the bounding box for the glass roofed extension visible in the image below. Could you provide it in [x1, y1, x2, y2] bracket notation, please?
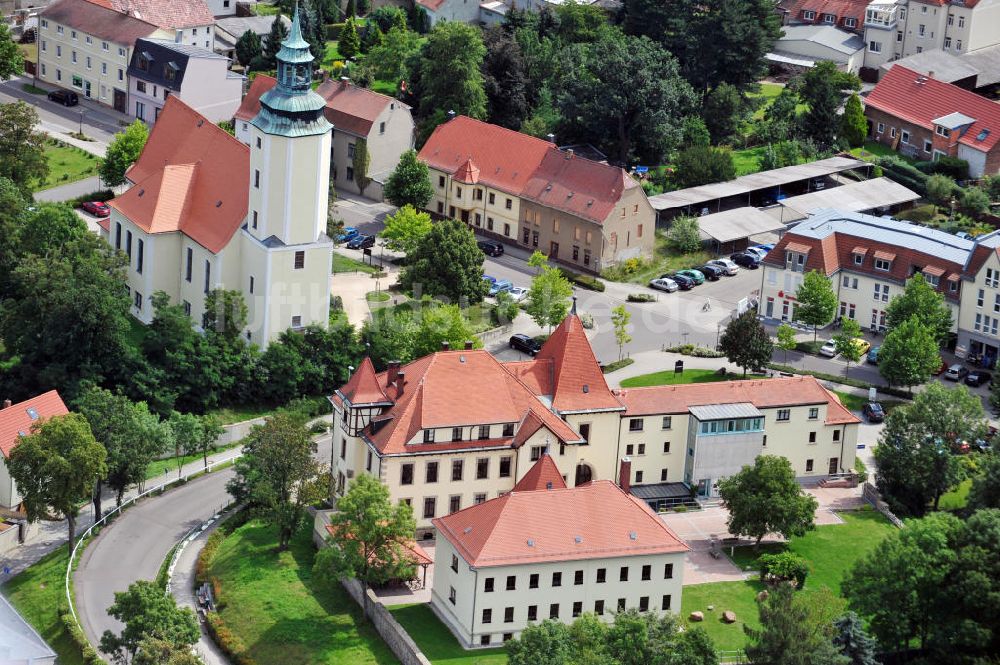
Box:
[689, 403, 764, 436]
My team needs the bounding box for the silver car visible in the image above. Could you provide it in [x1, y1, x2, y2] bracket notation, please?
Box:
[708, 258, 739, 275]
[649, 277, 679, 292]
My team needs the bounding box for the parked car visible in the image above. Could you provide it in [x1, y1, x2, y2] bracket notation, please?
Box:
[852, 339, 872, 356]
[81, 201, 110, 217]
[47, 89, 78, 106]
[867, 346, 880, 364]
[966, 370, 992, 387]
[477, 240, 504, 257]
[346, 234, 375, 250]
[730, 252, 760, 269]
[863, 402, 885, 423]
[819, 339, 838, 357]
[509, 286, 528, 302]
[745, 246, 769, 261]
[665, 273, 695, 290]
[509, 333, 542, 356]
[676, 269, 705, 285]
[753, 243, 775, 253]
[698, 264, 723, 281]
[649, 277, 679, 292]
[335, 226, 359, 243]
[708, 258, 739, 275]
[944, 364, 969, 381]
[489, 279, 513, 297]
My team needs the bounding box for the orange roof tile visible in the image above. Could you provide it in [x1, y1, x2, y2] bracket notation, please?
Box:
[104, 0, 213, 29]
[325, 524, 432, 566]
[315, 78, 398, 137]
[521, 150, 638, 224]
[616, 375, 860, 426]
[41, 0, 159, 46]
[535, 315, 623, 413]
[338, 357, 390, 406]
[111, 96, 249, 254]
[234, 74, 276, 122]
[512, 454, 567, 492]
[453, 158, 480, 185]
[433, 480, 687, 568]
[0, 391, 69, 458]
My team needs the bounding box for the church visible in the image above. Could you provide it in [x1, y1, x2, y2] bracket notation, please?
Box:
[99, 10, 333, 346]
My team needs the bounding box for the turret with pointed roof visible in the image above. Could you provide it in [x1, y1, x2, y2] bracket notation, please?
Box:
[535, 314, 624, 414]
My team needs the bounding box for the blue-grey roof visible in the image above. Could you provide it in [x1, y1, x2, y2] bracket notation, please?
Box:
[793, 209, 975, 266]
[775, 25, 865, 56]
[215, 15, 290, 39]
[689, 403, 763, 421]
[0, 595, 56, 664]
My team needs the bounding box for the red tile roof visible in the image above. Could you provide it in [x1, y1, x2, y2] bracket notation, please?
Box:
[783, 0, 869, 28]
[866, 65, 1000, 153]
[416, 0, 447, 11]
[0, 391, 69, 458]
[98, 0, 213, 29]
[512, 454, 567, 492]
[41, 0, 159, 46]
[419, 116, 639, 224]
[234, 74, 276, 122]
[616, 375, 859, 426]
[315, 78, 396, 137]
[111, 96, 249, 254]
[453, 158, 480, 185]
[337, 357, 390, 406]
[433, 478, 687, 568]
[325, 524, 432, 566]
[535, 314, 623, 413]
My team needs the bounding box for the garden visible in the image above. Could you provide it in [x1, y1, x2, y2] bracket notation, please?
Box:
[389, 604, 507, 665]
[34, 139, 99, 192]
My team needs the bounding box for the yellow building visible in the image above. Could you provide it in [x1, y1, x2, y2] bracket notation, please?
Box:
[99, 10, 333, 346]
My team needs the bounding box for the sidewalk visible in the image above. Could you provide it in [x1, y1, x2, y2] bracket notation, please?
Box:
[34, 175, 103, 203]
[170, 516, 231, 665]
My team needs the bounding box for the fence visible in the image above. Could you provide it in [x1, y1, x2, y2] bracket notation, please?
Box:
[862, 482, 905, 528]
[718, 649, 749, 663]
[341, 578, 432, 665]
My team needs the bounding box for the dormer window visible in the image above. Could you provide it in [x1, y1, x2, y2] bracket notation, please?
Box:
[803, 9, 816, 19]
[874, 255, 893, 271]
[451, 427, 462, 442]
[165, 63, 178, 82]
[137, 52, 151, 71]
[502, 423, 515, 437]
[823, 13, 835, 23]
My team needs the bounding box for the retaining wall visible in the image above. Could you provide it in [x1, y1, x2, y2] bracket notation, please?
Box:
[341, 578, 432, 665]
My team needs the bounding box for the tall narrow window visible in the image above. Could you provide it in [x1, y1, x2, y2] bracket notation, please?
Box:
[115, 223, 122, 250]
[185, 248, 193, 282]
[125, 230, 133, 260]
[204, 260, 211, 294]
[136, 239, 144, 274]
[294, 251, 305, 269]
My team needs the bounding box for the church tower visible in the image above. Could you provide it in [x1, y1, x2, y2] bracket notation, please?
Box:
[242, 7, 333, 344]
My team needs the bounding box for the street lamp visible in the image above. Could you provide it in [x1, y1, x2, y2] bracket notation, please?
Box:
[78, 108, 85, 136]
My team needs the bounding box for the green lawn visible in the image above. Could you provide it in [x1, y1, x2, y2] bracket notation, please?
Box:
[322, 41, 343, 68]
[747, 82, 808, 121]
[831, 390, 905, 415]
[3, 546, 86, 665]
[35, 140, 99, 192]
[607, 233, 712, 285]
[732, 146, 768, 176]
[683, 510, 897, 651]
[254, 1, 280, 15]
[145, 442, 241, 480]
[333, 252, 380, 274]
[389, 604, 507, 665]
[848, 141, 919, 164]
[205, 403, 276, 425]
[208, 520, 397, 664]
[938, 477, 972, 511]
[620, 369, 753, 388]
[367, 290, 391, 302]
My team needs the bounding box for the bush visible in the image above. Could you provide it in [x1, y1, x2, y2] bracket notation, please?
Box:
[665, 343, 725, 358]
[758, 551, 810, 588]
[854, 457, 868, 484]
[627, 293, 656, 302]
[205, 611, 255, 665]
[933, 156, 969, 180]
[601, 257, 650, 281]
[602, 358, 635, 373]
[905, 203, 938, 223]
[326, 22, 346, 40]
[196, 530, 226, 585]
[580, 313, 595, 329]
[61, 610, 105, 664]
[558, 267, 605, 291]
[766, 363, 913, 399]
[68, 188, 115, 208]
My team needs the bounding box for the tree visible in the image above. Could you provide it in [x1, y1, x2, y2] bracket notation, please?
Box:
[352, 137, 372, 196]
[745, 584, 849, 665]
[314, 474, 416, 585]
[340, 17, 360, 59]
[758, 551, 810, 588]
[703, 82, 744, 145]
[100, 580, 199, 665]
[776, 323, 797, 363]
[556, 32, 695, 163]
[383, 149, 433, 209]
[227, 413, 321, 549]
[526, 265, 573, 333]
[666, 215, 701, 253]
[235, 29, 263, 68]
[755, 88, 799, 144]
[0, 24, 24, 81]
[839, 94, 867, 148]
[683, 116, 711, 146]
[414, 22, 487, 121]
[832, 317, 863, 377]
[255, 323, 360, 403]
[298, 0, 326, 60]
[961, 186, 991, 216]
[969, 453, 1000, 510]
[507, 619, 572, 665]
[367, 23, 420, 84]
[877, 317, 940, 390]
[133, 637, 201, 665]
[346, 0, 356, 16]
[760, 140, 808, 171]
[410, 303, 482, 358]
[495, 290, 520, 324]
[0, 102, 48, 192]
[99, 120, 149, 188]
[168, 412, 222, 474]
[399, 218, 489, 303]
[379, 204, 432, 255]
[718, 455, 818, 549]
[925, 173, 958, 206]
[873, 382, 986, 515]
[794, 270, 838, 342]
[884, 273, 952, 344]
[832, 612, 878, 665]
[673, 144, 736, 188]
[719, 309, 774, 378]
[611, 305, 631, 361]
[202, 289, 248, 342]
[482, 27, 529, 129]
[8, 413, 107, 547]
[263, 14, 289, 68]
[800, 73, 840, 150]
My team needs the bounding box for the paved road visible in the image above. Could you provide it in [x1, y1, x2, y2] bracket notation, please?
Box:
[34, 175, 103, 202]
[0, 76, 121, 146]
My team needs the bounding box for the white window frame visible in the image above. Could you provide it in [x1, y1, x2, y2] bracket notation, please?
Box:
[874, 258, 891, 271]
[869, 40, 882, 53]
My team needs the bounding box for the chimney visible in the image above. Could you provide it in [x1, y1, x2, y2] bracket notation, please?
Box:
[928, 70, 935, 79]
[340, 76, 349, 88]
[2, 399, 10, 410]
[447, 109, 456, 121]
[464, 340, 474, 350]
[546, 133, 556, 144]
[441, 341, 450, 351]
[395, 371, 406, 397]
[386, 360, 400, 387]
[565, 148, 574, 160]
[618, 457, 632, 494]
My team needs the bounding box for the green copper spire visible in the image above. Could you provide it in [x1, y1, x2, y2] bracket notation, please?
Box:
[250, 3, 331, 137]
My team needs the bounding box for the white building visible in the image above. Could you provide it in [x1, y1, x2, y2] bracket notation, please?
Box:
[0, 391, 68, 510]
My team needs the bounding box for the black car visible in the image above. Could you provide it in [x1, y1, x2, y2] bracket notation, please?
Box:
[966, 370, 993, 387]
[663, 273, 695, 290]
[730, 252, 760, 269]
[478, 240, 504, 257]
[698, 264, 723, 281]
[47, 89, 78, 106]
[509, 333, 542, 356]
[863, 402, 885, 423]
[346, 234, 375, 250]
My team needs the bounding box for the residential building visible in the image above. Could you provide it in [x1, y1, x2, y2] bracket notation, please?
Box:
[880, 44, 1000, 92]
[97, 10, 333, 346]
[862, 0, 1000, 70]
[419, 116, 654, 273]
[127, 38, 243, 126]
[864, 65, 1000, 176]
[957, 232, 1000, 363]
[779, 0, 870, 33]
[431, 457, 688, 648]
[214, 15, 290, 61]
[768, 24, 866, 72]
[38, 0, 215, 110]
[204, 0, 237, 17]
[234, 75, 415, 200]
[0, 391, 69, 509]
[330, 311, 860, 535]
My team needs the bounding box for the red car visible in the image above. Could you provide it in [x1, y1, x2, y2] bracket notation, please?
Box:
[81, 201, 110, 217]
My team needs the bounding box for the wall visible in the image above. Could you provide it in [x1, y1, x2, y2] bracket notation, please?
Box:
[865, 105, 936, 161]
[366, 100, 415, 191]
[341, 577, 433, 665]
[175, 57, 243, 124]
[966, 0, 1000, 52]
[519, 200, 605, 274]
[957, 250, 1000, 357]
[599, 184, 656, 269]
[0, 458, 20, 509]
[425, 167, 521, 244]
[424, 0, 481, 26]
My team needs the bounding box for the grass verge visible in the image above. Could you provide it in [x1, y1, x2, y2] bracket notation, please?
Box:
[34, 140, 99, 192]
[388, 603, 507, 665]
[938, 477, 971, 511]
[602, 358, 635, 374]
[145, 442, 241, 480]
[830, 390, 904, 414]
[620, 369, 764, 388]
[333, 252, 380, 274]
[22, 83, 47, 94]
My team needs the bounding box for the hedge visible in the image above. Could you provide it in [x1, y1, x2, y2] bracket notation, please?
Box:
[558, 267, 605, 291]
[61, 609, 106, 665]
[602, 358, 635, 373]
[626, 293, 656, 302]
[326, 22, 345, 40]
[68, 189, 114, 208]
[205, 612, 255, 665]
